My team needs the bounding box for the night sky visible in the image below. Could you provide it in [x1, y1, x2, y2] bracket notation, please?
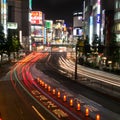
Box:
[32, 0, 83, 27]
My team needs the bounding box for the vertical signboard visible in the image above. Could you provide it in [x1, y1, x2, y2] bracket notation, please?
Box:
[44, 27, 46, 44]
[89, 16, 93, 45]
[1, 0, 7, 37]
[96, 0, 101, 37]
[101, 10, 105, 43]
[96, 14, 100, 23]
[29, 0, 32, 10]
[29, 0, 32, 51]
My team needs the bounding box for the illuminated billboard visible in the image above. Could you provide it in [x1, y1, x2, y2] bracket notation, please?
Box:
[7, 22, 18, 29]
[30, 11, 43, 25]
[1, 0, 7, 36]
[29, 0, 32, 10]
[73, 28, 83, 36]
[45, 20, 53, 29]
[73, 12, 83, 28]
[96, 0, 101, 37]
[31, 25, 44, 37]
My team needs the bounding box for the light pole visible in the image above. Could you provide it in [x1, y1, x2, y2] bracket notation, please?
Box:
[75, 45, 78, 80]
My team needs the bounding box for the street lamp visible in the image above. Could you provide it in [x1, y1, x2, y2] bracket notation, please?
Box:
[75, 38, 84, 80]
[75, 45, 78, 80]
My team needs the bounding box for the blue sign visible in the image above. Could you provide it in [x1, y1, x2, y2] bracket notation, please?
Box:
[97, 14, 100, 23]
[3, 0, 6, 4]
[90, 16, 93, 25]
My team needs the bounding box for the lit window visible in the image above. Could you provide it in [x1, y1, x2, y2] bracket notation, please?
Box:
[115, 0, 120, 9]
[115, 23, 120, 31]
[116, 34, 120, 42]
[118, 23, 120, 31]
[114, 12, 120, 20]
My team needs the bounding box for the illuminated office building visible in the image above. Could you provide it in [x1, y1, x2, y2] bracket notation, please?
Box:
[73, 12, 84, 39]
[114, 0, 120, 44]
[7, 0, 29, 36]
[0, 0, 7, 37]
[0, 0, 30, 48]
[84, 0, 102, 45]
[84, 0, 114, 45]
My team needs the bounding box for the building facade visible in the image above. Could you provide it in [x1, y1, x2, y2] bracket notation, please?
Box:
[0, 0, 7, 36]
[114, 0, 120, 44]
[84, 0, 115, 45]
[73, 12, 84, 41]
[0, 0, 30, 49]
[84, 0, 120, 65]
[84, 0, 102, 45]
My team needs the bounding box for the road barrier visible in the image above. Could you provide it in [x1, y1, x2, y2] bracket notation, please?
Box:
[36, 77, 101, 120]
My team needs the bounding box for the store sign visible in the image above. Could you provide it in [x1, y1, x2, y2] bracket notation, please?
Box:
[31, 11, 43, 25]
[45, 20, 53, 29]
[29, 0, 32, 10]
[7, 22, 18, 29]
[31, 25, 43, 37]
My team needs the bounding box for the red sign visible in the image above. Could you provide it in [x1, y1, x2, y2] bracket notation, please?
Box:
[31, 11, 43, 25]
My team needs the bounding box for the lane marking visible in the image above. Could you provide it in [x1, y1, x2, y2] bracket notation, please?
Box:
[32, 105, 46, 120]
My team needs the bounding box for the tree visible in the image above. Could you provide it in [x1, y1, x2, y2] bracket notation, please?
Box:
[5, 33, 13, 61]
[92, 34, 99, 46]
[5, 29, 22, 61]
[92, 34, 99, 52]
[97, 37, 104, 53]
[84, 35, 91, 55]
[98, 44, 104, 53]
[109, 32, 119, 65]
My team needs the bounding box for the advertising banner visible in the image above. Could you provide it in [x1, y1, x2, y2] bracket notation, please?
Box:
[29, 0, 32, 10]
[7, 22, 18, 29]
[31, 25, 43, 37]
[45, 20, 53, 29]
[31, 11, 43, 25]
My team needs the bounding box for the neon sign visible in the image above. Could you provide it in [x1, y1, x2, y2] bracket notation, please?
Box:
[30, 11, 43, 25]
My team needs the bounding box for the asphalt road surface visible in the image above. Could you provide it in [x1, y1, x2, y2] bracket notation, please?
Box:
[35, 52, 120, 119]
[0, 62, 56, 120]
[0, 53, 120, 120]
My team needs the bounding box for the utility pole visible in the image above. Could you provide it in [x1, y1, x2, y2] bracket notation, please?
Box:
[75, 45, 78, 80]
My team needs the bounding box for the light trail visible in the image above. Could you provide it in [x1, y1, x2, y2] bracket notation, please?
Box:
[58, 57, 120, 87]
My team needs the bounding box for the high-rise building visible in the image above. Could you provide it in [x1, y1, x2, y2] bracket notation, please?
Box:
[84, 0, 114, 45]
[0, 0, 7, 37]
[114, 0, 120, 44]
[84, 0, 102, 45]
[7, 0, 29, 37]
[73, 12, 84, 39]
[0, 0, 30, 49]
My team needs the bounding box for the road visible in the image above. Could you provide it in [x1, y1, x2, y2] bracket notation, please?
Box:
[35, 52, 120, 119]
[57, 54, 120, 99]
[0, 53, 57, 120]
[0, 52, 120, 120]
[0, 77, 41, 120]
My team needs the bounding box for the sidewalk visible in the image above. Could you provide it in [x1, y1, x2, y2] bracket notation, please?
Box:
[76, 64, 120, 100]
[0, 62, 15, 79]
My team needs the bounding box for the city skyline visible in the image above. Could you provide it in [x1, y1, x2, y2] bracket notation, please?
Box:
[32, 0, 83, 27]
